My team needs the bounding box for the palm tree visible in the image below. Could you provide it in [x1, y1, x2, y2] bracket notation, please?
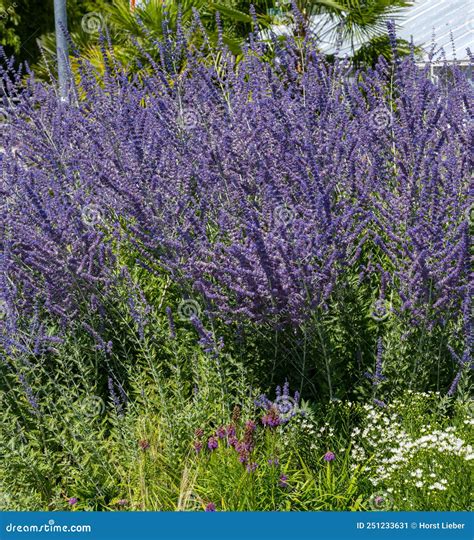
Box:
[238, 0, 416, 63]
[34, 0, 417, 80]
[34, 0, 268, 79]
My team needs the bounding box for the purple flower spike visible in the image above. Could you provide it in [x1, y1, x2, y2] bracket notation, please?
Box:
[68, 497, 78, 506]
[228, 435, 238, 448]
[216, 426, 226, 439]
[205, 502, 216, 512]
[262, 408, 281, 428]
[245, 420, 256, 432]
[246, 462, 258, 473]
[139, 439, 150, 451]
[207, 436, 218, 451]
[373, 399, 387, 408]
[238, 453, 248, 464]
[279, 474, 288, 488]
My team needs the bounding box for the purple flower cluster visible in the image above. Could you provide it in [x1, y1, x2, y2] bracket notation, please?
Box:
[365, 338, 386, 386]
[323, 451, 335, 462]
[193, 440, 203, 453]
[107, 376, 127, 417]
[0, 19, 471, 395]
[139, 439, 150, 451]
[261, 408, 281, 428]
[207, 436, 218, 451]
[246, 462, 258, 473]
[196, 417, 259, 465]
[256, 382, 301, 425]
[205, 502, 216, 512]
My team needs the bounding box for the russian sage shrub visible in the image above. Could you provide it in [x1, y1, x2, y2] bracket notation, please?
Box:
[0, 21, 471, 398]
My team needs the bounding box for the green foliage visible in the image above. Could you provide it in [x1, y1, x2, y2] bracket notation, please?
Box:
[2, 336, 470, 511]
[352, 395, 474, 511]
[24, 0, 419, 81]
[0, 252, 471, 510]
[0, 0, 111, 67]
[0, 0, 21, 53]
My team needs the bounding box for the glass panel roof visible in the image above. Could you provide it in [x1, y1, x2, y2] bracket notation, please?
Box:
[269, 0, 474, 60]
[397, 0, 473, 60]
